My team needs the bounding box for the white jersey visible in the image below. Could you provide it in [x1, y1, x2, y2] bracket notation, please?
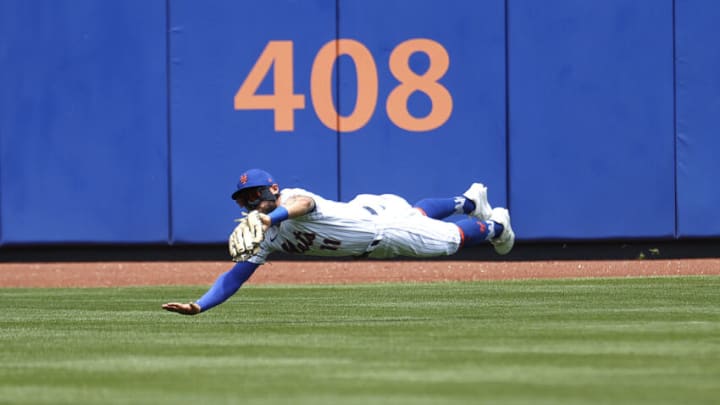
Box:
[248, 188, 462, 264]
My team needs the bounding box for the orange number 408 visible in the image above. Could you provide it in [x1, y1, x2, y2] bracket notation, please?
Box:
[233, 39, 453, 133]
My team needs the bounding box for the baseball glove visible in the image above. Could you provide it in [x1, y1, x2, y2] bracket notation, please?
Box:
[228, 210, 265, 262]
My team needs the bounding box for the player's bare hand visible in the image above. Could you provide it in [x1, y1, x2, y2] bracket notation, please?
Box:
[162, 302, 201, 315]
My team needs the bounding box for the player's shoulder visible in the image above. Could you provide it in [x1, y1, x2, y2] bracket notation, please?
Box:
[280, 187, 324, 201]
[281, 187, 337, 217]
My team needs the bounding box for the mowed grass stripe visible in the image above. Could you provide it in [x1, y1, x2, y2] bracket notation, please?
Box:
[1, 276, 719, 405]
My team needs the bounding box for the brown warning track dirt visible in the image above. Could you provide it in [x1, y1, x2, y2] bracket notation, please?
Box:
[1, 259, 719, 288]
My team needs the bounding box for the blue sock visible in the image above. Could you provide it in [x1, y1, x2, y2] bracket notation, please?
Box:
[414, 197, 472, 219]
[493, 223, 505, 239]
[455, 218, 500, 246]
[462, 198, 476, 214]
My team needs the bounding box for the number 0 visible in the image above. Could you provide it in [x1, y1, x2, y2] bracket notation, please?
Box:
[311, 39, 378, 132]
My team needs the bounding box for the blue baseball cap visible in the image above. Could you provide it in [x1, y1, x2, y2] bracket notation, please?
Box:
[231, 169, 276, 199]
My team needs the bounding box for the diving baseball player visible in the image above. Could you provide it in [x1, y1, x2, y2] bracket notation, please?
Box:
[162, 168, 515, 315]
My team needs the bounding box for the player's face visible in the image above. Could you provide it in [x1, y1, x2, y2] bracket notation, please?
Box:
[255, 185, 280, 213]
[233, 185, 279, 213]
[233, 188, 263, 210]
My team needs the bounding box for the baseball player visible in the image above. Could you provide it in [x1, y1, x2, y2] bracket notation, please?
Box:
[162, 168, 515, 315]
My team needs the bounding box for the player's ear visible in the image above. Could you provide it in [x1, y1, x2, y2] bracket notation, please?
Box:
[269, 184, 280, 194]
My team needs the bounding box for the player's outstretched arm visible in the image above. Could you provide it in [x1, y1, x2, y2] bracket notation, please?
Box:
[162, 261, 260, 315]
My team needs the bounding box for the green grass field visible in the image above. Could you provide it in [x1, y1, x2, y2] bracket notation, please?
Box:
[2, 276, 719, 405]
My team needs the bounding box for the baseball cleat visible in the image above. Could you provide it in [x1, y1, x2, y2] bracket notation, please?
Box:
[489, 207, 515, 255]
[463, 183, 492, 220]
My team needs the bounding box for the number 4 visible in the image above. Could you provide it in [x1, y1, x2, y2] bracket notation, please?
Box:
[233, 41, 305, 132]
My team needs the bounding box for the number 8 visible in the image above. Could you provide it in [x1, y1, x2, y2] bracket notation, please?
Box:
[387, 39, 453, 132]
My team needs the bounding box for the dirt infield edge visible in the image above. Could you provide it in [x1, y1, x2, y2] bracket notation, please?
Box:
[1, 259, 719, 288]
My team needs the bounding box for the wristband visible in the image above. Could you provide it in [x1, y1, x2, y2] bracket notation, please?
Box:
[268, 206, 289, 225]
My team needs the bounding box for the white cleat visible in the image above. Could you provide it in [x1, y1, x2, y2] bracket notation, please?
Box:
[463, 183, 492, 220]
[490, 207, 515, 255]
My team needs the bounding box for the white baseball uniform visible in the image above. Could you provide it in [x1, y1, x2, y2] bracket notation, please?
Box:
[248, 188, 462, 264]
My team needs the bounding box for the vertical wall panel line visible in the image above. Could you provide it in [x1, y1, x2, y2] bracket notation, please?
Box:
[165, 0, 174, 244]
[504, 0, 511, 210]
[672, 0, 678, 239]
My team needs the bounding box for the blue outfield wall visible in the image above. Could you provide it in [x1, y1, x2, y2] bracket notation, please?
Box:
[337, 0, 507, 206]
[0, 1, 719, 246]
[675, 0, 720, 237]
[168, 0, 338, 243]
[0, 0, 169, 244]
[507, 0, 676, 240]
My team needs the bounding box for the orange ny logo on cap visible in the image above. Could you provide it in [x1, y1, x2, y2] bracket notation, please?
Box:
[240, 174, 248, 184]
